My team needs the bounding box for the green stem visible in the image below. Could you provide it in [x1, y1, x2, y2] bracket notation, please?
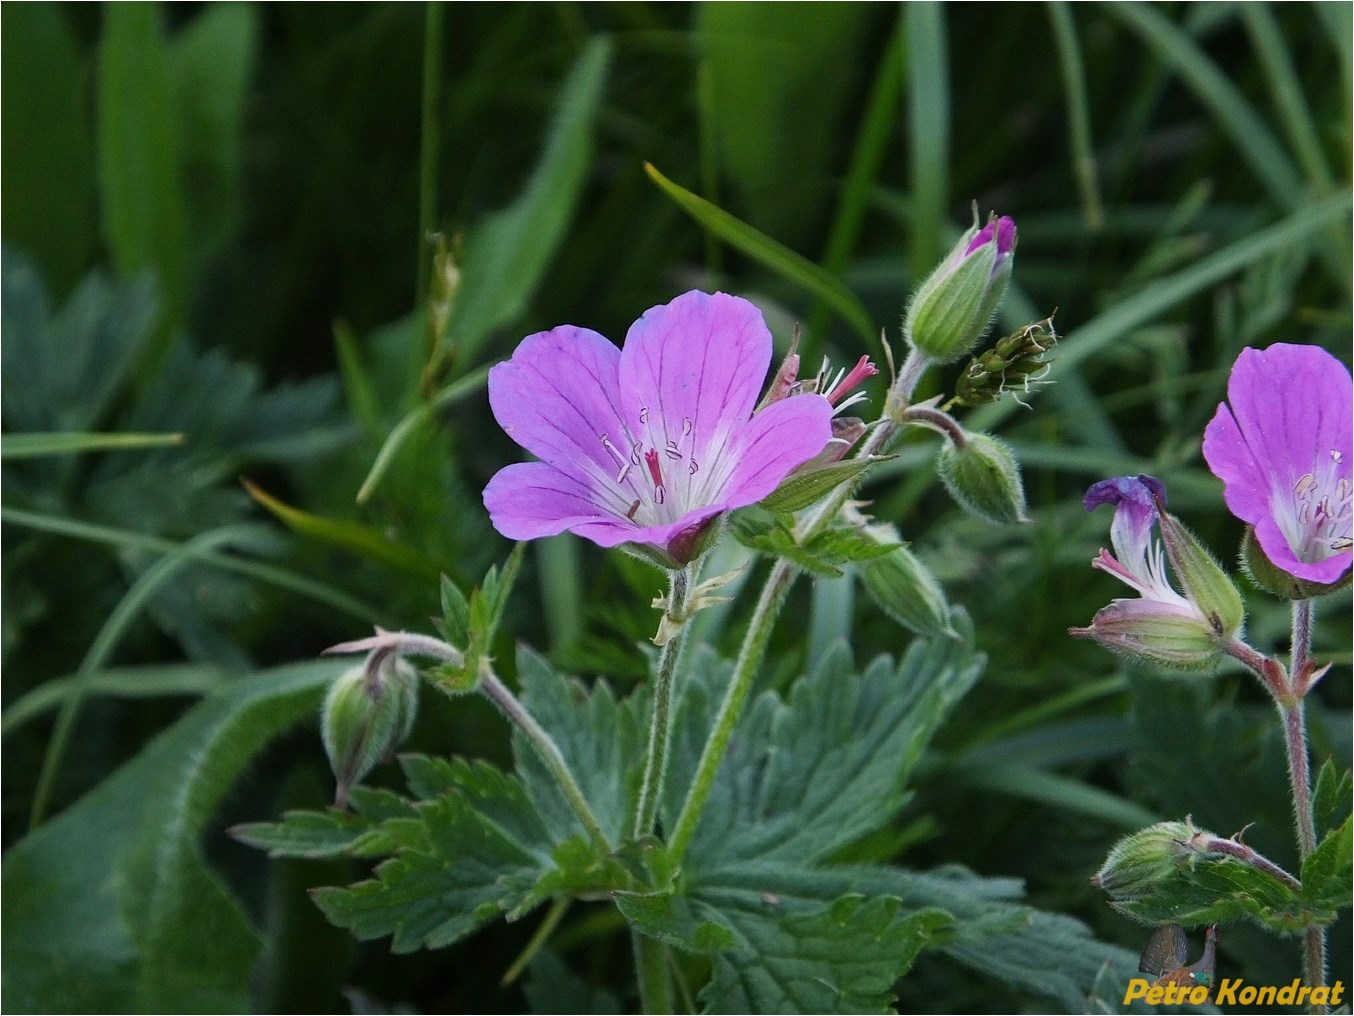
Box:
[667, 558, 796, 862]
[480, 667, 612, 854]
[501, 896, 570, 986]
[667, 345, 928, 863]
[633, 929, 674, 1014]
[633, 566, 693, 837]
[1284, 598, 1327, 1004]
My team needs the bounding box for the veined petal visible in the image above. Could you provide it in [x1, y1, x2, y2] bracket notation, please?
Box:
[572, 506, 726, 551]
[1203, 343, 1352, 581]
[721, 394, 835, 506]
[488, 326, 628, 488]
[617, 291, 772, 466]
[483, 461, 627, 541]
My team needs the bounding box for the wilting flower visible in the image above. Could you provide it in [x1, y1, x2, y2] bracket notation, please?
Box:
[905, 212, 1016, 363]
[1202, 343, 1353, 585]
[483, 291, 834, 563]
[1070, 475, 1237, 669]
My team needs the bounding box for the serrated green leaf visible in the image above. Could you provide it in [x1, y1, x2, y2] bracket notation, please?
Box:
[1, 659, 344, 1012]
[1301, 815, 1352, 913]
[230, 806, 386, 860]
[621, 886, 950, 1014]
[1107, 851, 1325, 933]
[311, 785, 551, 953]
[1312, 760, 1352, 840]
[666, 618, 982, 871]
[730, 506, 844, 576]
[758, 457, 890, 514]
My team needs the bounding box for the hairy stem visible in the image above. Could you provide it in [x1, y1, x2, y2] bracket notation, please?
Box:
[480, 666, 612, 854]
[633, 566, 692, 837]
[897, 404, 966, 446]
[667, 559, 797, 861]
[1285, 599, 1327, 1002]
[633, 930, 674, 1014]
[666, 349, 930, 862]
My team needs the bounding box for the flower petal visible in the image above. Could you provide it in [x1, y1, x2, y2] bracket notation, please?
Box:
[488, 325, 629, 490]
[483, 461, 623, 541]
[617, 291, 773, 466]
[721, 394, 835, 506]
[1203, 343, 1352, 581]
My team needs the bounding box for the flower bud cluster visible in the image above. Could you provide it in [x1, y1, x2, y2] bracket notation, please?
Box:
[954, 316, 1056, 408]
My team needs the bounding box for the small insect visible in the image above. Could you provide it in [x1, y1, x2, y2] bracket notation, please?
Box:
[1139, 924, 1219, 995]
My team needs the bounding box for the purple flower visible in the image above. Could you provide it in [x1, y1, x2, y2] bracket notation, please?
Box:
[483, 291, 834, 561]
[1202, 343, 1352, 585]
[964, 215, 1016, 258]
[1070, 475, 1223, 668]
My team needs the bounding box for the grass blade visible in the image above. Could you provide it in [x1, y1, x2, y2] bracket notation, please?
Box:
[3, 664, 226, 737]
[906, 2, 949, 277]
[1048, 3, 1105, 230]
[1, 431, 184, 459]
[645, 162, 877, 349]
[242, 479, 442, 582]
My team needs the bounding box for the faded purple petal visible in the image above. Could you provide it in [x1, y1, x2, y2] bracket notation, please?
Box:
[1085, 475, 1167, 589]
[1203, 343, 1353, 583]
[617, 291, 772, 467]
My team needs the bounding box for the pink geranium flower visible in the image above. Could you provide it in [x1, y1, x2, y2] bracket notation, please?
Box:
[483, 291, 834, 561]
[1202, 343, 1352, 585]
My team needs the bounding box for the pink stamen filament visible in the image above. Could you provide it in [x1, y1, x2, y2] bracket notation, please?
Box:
[826, 355, 880, 407]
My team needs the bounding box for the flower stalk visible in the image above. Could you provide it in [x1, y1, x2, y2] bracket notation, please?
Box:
[633, 564, 693, 837]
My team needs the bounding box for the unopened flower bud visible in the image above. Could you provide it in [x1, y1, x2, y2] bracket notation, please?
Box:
[937, 432, 1029, 524]
[905, 212, 1016, 363]
[1156, 510, 1245, 640]
[861, 543, 955, 638]
[322, 655, 419, 808]
[1092, 820, 1205, 898]
[1070, 600, 1225, 670]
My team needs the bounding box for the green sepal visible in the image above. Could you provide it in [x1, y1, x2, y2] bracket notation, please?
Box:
[730, 506, 896, 577]
[758, 455, 893, 514]
[1157, 510, 1244, 638]
[861, 544, 956, 639]
[1239, 525, 1353, 600]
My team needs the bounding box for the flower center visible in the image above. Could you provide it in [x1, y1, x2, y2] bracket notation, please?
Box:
[598, 409, 701, 527]
[1289, 448, 1352, 562]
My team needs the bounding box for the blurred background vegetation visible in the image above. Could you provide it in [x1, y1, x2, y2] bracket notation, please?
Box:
[2, 2, 1350, 1012]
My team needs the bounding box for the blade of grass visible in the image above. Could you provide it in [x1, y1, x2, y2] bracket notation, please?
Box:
[333, 320, 382, 438]
[3, 664, 226, 737]
[968, 674, 1128, 747]
[536, 535, 582, 652]
[1, 431, 184, 459]
[355, 362, 491, 504]
[1104, 3, 1304, 209]
[242, 479, 442, 582]
[1048, 3, 1105, 230]
[97, 2, 186, 355]
[1, 505, 376, 622]
[968, 191, 1353, 435]
[961, 766, 1160, 829]
[906, 2, 948, 278]
[28, 523, 258, 828]
[808, 9, 907, 343]
[415, 1, 444, 310]
[645, 162, 877, 349]
[1239, 3, 1336, 195]
[696, 57, 724, 281]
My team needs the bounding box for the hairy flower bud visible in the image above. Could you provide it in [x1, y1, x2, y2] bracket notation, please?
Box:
[322, 655, 419, 808]
[905, 212, 1016, 363]
[861, 543, 955, 638]
[1092, 820, 1204, 898]
[937, 432, 1029, 524]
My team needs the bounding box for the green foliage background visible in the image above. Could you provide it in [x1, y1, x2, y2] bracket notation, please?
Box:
[2, 2, 1350, 1012]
